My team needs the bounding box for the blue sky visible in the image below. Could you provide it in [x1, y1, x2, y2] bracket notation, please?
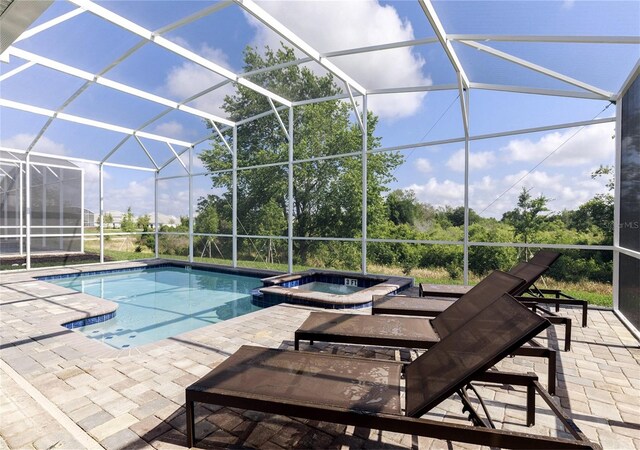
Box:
[1, 0, 638, 220]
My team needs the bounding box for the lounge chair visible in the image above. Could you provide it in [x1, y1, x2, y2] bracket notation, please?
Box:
[185, 294, 598, 449]
[418, 253, 559, 297]
[418, 250, 588, 327]
[294, 270, 559, 394]
[386, 261, 575, 351]
[381, 265, 578, 353]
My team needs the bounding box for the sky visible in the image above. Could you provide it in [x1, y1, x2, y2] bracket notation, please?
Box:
[1, 0, 639, 222]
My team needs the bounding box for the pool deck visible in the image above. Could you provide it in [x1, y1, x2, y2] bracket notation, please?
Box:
[1, 260, 639, 449]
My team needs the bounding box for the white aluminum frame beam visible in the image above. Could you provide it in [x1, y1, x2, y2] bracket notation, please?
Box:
[133, 135, 160, 170]
[0, 61, 35, 82]
[617, 59, 640, 99]
[233, 0, 367, 95]
[459, 40, 615, 100]
[361, 95, 368, 273]
[24, 40, 149, 155]
[14, 8, 85, 43]
[69, 0, 291, 107]
[287, 107, 294, 273]
[418, 0, 470, 89]
[267, 98, 290, 141]
[448, 35, 640, 44]
[166, 143, 189, 173]
[0, 99, 192, 147]
[346, 83, 365, 132]
[8, 47, 235, 126]
[469, 82, 611, 100]
[23, 0, 226, 158]
[208, 120, 234, 155]
[0, 147, 157, 171]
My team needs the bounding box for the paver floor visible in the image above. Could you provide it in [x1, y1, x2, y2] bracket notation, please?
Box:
[1, 260, 638, 449]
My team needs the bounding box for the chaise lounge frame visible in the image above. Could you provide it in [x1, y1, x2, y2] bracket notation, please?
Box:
[186, 294, 598, 449]
[295, 270, 559, 394]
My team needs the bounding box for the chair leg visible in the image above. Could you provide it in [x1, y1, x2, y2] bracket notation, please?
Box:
[186, 395, 195, 448]
[527, 382, 536, 426]
[546, 316, 572, 351]
[512, 346, 556, 395]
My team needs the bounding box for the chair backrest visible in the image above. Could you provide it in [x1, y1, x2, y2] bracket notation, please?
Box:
[528, 250, 561, 268]
[404, 293, 549, 417]
[431, 270, 525, 339]
[508, 262, 549, 295]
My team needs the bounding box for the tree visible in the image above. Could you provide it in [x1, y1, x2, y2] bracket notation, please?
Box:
[194, 196, 219, 234]
[136, 214, 151, 232]
[104, 212, 113, 229]
[502, 187, 551, 248]
[386, 189, 418, 225]
[445, 206, 480, 227]
[570, 165, 614, 244]
[121, 207, 135, 232]
[198, 44, 402, 263]
[468, 222, 518, 275]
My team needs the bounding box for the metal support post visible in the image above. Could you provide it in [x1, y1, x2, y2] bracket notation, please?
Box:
[232, 126, 238, 268]
[361, 95, 368, 274]
[59, 170, 63, 250]
[613, 99, 622, 311]
[188, 146, 194, 263]
[80, 167, 85, 253]
[25, 154, 31, 269]
[154, 171, 159, 258]
[462, 86, 470, 285]
[18, 161, 23, 256]
[288, 107, 294, 273]
[99, 163, 104, 263]
[42, 168, 46, 249]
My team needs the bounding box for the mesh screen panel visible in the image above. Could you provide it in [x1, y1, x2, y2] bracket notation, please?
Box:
[405, 294, 548, 417]
[431, 270, 525, 339]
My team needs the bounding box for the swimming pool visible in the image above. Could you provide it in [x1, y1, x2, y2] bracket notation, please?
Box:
[46, 266, 263, 349]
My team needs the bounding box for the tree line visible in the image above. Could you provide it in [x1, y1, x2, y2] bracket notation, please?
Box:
[124, 44, 614, 284]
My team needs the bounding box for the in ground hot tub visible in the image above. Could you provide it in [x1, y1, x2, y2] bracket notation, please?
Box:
[255, 270, 412, 309]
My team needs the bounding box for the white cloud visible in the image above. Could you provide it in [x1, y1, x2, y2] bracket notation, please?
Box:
[406, 178, 465, 208]
[2, 133, 67, 156]
[250, 0, 431, 119]
[501, 122, 615, 167]
[446, 148, 496, 172]
[162, 43, 235, 116]
[402, 165, 610, 218]
[153, 121, 186, 138]
[562, 0, 575, 10]
[415, 157, 432, 173]
[105, 179, 156, 215]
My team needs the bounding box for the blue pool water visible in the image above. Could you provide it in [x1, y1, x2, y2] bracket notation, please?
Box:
[295, 281, 363, 295]
[48, 266, 263, 349]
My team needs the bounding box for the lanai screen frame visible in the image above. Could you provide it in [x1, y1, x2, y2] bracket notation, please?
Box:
[1, 0, 638, 333]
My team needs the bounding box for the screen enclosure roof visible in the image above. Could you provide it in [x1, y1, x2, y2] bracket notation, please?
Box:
[1, 0, 639, 170]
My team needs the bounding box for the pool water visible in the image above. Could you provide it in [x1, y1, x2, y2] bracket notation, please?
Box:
[295, 281, 363, 295]
[49, 266, 263, 349]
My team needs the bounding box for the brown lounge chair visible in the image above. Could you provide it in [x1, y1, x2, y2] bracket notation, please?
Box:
[417, 250, 561, 297]
[377, 261, 576, 351]
[185, 294, 598, 449]
[294, 270, 559, 394]
[418, 251, 588, 328]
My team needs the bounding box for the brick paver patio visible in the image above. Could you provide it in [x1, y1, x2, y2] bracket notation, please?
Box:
[1, 260, 638, 449]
